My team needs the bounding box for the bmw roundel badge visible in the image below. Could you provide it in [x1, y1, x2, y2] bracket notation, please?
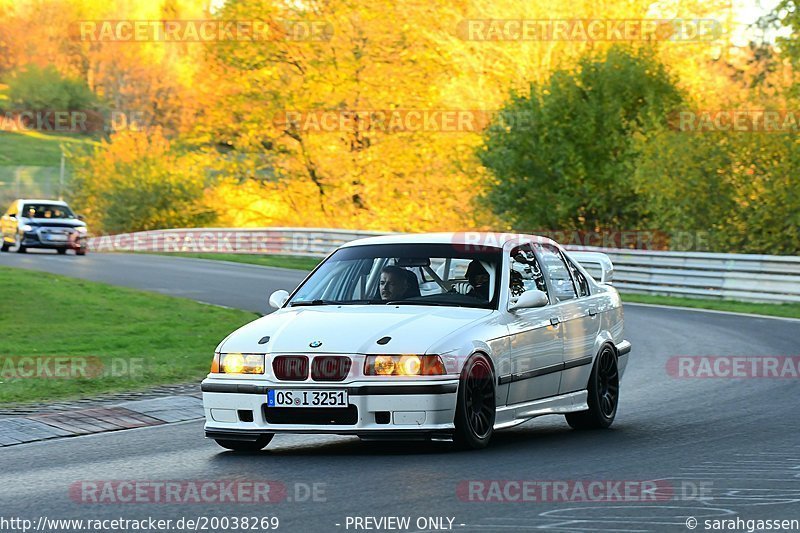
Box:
[309, 340, 322, 348]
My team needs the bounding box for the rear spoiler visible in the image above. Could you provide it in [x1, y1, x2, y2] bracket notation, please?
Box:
[567, 251, 614, 284]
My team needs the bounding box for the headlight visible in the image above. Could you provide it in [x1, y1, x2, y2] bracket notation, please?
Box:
[76, 227, 88, 234]
[398, 355, 421, 375]
[364, 355, 446, 376]
[22, 224, 33, 232]
[211, 352, 265, 374]
[373, 355, 395, 376]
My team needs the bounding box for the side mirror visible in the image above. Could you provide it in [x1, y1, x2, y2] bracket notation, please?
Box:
[77, 214, 85, 221]
[268, 289, 289, 309]
[509, 289, 549, 311]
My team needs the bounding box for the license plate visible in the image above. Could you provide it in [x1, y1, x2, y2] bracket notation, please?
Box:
[46, 234, 67, 241]
[267, 389, 348, 408]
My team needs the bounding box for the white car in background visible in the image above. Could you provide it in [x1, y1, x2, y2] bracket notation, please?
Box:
[202, 233, 631, 451]
[1, 198, 88, 255]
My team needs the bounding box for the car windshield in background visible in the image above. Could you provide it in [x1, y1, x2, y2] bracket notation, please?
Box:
[22, 204, 75, 219]
[289, 244, 503, 309]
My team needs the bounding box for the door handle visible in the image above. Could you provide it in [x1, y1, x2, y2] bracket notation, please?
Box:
[550, 316, 560, 326]
[588, 307, 597, 317]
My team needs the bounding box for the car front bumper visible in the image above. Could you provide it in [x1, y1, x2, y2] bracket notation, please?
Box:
[201, 378, 459, 441]
[21, 230, 86, 250]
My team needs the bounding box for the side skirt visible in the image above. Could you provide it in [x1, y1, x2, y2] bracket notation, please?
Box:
[493, 391, 588, 430]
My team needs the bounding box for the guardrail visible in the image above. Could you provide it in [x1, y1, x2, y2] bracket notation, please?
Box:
[571, 248, 800, 303]
[87, 228, 800, 304]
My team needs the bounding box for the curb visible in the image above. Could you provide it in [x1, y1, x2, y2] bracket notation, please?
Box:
[0, 395, 203, 447]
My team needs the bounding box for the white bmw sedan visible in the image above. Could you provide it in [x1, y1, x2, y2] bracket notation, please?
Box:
[201, 233, 631, 451]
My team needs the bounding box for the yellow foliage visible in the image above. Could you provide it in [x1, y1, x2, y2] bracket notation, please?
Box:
[2, 0, 769, 233]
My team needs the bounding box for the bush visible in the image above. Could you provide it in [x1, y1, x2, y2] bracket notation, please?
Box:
[635, 129, 800, 254]
[3, 64, 96, 111]
[65, 129, 217, 233]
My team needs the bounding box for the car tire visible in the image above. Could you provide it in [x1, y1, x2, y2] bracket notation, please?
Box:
[12, 234, 26, 253]
[453, 353, 495, 450]
[214, 434, 273, 452]
[565, 345, 619, 430]
[76, 249, 86, 256]
[57, 248, 67, 255]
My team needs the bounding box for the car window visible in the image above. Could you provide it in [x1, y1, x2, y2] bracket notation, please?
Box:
[534, 243, 577, 302]
[429, 258, 470, 284]
[509, 244, 549, 303]
[21, 203, 75, 219]
[566, 257, 590, 297]
[289, 244, 502, 309]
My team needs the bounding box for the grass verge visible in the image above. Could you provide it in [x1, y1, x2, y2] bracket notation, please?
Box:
[0, 266, 257, 404]
[621, 292, 800, 319]
[0, 131, 96, 166]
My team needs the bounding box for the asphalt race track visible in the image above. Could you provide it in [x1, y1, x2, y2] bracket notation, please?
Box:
[1, 251, 799, 532]
[0, 252, 308, 314]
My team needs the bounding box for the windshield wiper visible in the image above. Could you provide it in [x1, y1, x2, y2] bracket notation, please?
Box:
[291, 299, 376, 307]
[384, 300, 464, 307]
[290, 299, 337, 307]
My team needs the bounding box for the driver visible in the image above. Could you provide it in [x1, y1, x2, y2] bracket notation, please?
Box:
[379, 266, 410, 301]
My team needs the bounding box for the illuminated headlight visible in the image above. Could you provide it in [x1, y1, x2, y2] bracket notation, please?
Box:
[22, 224, 33, 232]
[75, 227, 88, 234]
[211, 352, 265, 374]
[364, 355, 446, 376]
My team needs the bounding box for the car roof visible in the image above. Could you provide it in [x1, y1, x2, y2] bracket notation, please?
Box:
[340, 232, 557, 249]
[16, 199, 69, 206]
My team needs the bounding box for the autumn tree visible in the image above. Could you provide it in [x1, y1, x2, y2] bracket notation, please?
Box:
[3, 0, 780, 243]
[635, 128, 800, 254]
[194, 0, 487, 231]
[0, 0, 210, 134]
[66, 129, 217, 233]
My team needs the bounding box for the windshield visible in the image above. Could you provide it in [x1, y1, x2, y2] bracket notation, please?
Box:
[21, 203, 76, 219]
[288, 243, 503, 309]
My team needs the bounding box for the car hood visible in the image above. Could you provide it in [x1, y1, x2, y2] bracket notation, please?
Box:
[219, 305, 493, 355]
[24, 217, 85, 228]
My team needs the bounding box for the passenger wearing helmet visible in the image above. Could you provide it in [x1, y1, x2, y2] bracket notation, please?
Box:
[451, 260, 491, 300]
